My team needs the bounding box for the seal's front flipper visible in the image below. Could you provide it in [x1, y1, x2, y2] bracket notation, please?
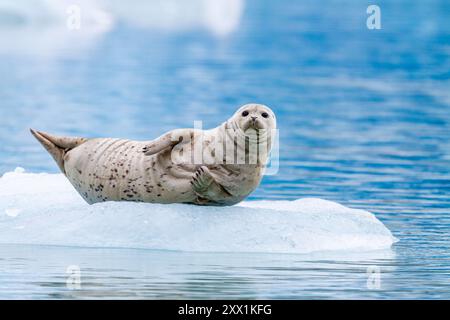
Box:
[142, 130, 187, 156]
[30, 129, 87, 174]
[191, 166, 233, 206]
[191, 166, 214, 193]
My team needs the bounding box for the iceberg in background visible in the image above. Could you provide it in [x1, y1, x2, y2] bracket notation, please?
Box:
[0, 168, 397, 254]
[0, 0, 113, 56]
[106, 0, 244, 36]
[0, 0, 244, 56]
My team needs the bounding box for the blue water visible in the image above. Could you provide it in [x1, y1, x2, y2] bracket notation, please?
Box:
[1, 0, 450, 299]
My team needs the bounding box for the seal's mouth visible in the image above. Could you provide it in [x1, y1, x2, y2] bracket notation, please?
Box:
[243, 119, 265, 131]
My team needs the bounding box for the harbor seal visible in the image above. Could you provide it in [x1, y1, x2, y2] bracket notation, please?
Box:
[30, 103, 276, 206]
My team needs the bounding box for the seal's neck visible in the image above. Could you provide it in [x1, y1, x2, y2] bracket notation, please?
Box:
[217, 120, 273, 166]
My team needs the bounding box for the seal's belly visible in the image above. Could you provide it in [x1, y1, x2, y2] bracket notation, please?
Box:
[63, 138, 195, 204]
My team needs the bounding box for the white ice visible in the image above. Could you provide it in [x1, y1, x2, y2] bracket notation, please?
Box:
[0, 168, 397, 254]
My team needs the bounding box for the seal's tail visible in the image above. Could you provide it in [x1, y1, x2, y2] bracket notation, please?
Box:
[30, 129, 87, 174]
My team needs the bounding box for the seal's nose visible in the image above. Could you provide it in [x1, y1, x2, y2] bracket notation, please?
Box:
[251, 116, 257, 121]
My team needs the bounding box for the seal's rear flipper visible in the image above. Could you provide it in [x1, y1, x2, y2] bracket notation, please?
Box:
[30, 129, 87, 174]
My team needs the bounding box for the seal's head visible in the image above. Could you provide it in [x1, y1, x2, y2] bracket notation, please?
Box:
[232, 103, 277, 133]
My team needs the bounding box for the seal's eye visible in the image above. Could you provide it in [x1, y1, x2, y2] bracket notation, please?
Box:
[261, 112, 269, 118]
[242, 110, 249, 117]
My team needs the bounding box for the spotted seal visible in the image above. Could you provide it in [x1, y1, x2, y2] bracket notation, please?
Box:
[31, 103, 276, 206]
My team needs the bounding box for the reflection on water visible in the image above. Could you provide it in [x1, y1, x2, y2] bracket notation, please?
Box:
[0, 0, 450, 299]
[1, 243, 445, 299]
[0, 244, 398, 299]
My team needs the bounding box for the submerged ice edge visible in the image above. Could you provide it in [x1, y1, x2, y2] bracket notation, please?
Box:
[0, 168, 397, 254]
